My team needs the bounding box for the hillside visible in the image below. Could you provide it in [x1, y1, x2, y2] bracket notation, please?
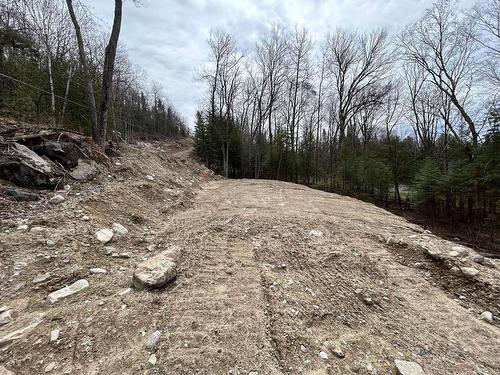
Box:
[0, 135, 498, 375]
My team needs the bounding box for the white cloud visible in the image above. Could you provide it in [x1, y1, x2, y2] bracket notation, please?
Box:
[84, 0, 477, 127]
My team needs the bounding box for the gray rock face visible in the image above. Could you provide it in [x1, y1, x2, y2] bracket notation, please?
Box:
[47, 279, 89, 303]
[145, 330, 161, 350]
[133, 251, 177, 290]
[394, 360, 425, 375]
[49, 194, 65, 205]
[95, 229, 113, 244]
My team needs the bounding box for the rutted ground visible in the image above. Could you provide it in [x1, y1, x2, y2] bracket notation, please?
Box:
[0, 141, 499, 375]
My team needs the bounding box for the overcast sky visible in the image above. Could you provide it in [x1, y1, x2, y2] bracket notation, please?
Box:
[85, 0, 476, 127]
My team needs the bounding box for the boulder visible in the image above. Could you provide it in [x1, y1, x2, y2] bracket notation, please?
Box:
[33, 141, 84, 169]
[47, 279, 89, 303]
[0, 143, 62, 188]
[394, 360, 425, 375]
[133, 251, 177, 290]
[69, 159, 98, 181]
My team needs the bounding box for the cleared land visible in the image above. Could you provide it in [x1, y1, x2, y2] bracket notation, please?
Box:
[0, 140, 498, 374]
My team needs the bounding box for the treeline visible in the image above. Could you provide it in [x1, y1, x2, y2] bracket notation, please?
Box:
[194, 0, 499, 228]
[0, 0, 188, 141]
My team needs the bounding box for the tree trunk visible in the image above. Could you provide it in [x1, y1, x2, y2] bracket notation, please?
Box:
[97, 0, 123, 146]
[66, 0, 98, 139]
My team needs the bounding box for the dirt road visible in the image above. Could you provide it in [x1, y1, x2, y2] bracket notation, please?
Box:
[1, 141, 498, 374]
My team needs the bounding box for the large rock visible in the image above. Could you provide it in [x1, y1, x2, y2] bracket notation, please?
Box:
[133, 251, 177, 290]
[33, 141, 84, 169]
[47, 279, 89, 303]
[0, 143, 62, 188]
[69, 159, 98, 181]
[394, 360, 425, 375]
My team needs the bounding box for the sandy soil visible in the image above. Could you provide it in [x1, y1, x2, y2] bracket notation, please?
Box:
[0, 140, 498, 375]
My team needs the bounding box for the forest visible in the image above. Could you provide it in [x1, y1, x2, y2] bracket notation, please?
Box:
[0, 0, 189, 142]
[194, 0, 499, 232]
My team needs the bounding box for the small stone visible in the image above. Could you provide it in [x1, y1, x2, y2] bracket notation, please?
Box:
[95, 228, 113, 244]
[460, 267, 479, 278]
[89, 268, 107, 275]
[473, 255, 495, 268]
[300, 345, 307, 352]
[148, 353, 157, 367]
[17, 224, 28, 231]
[394, 360, 425, 375]
[81, 215, 90, 221]
[480, 311, 493, 324]
[118, 252, 130, 259]
[33, 273, 51, 284]
[145, 330, 161, 350]
[309, 229, 323, 237]
[319, 351, 328, 360]
[363, 296, 374, 306]
[145, 175, 154, 181]
[451, 246, 468, 256]
[44, 361, 56, 372]
[332, 343, 345, 358]
[0, 310, 13, 326]
[30, 226, 46, 234]
[50, 329, 60, 342]
[146, 244, 156, 252]
[47, 279, 89, 303]
[118, 288, 132, 297]
[49, 195, 65, 205]
[248, 372, 258, 375]
[386, 236, 399, 246]
[46, 239, 56, 247]
[112, 223, 128, 236]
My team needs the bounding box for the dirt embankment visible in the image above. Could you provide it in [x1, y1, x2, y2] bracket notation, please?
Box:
[0, 129, 498, 375]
